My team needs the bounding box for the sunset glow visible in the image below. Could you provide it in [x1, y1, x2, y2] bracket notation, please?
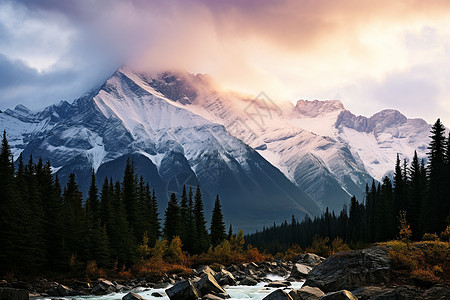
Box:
[1, 0, 450, 124]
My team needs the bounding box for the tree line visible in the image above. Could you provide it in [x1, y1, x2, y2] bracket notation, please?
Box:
[0, 131, 227, 275]
[246, 119, 450, 253]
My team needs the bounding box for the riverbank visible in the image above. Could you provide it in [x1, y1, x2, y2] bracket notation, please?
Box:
[1, 242, 449, 299]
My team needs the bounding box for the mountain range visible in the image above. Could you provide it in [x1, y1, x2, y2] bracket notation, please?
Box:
[0, 68, 431, 231]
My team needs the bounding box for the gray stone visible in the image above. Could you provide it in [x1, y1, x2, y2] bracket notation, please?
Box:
[304, 247, 391, 293]
[196, 273, 228, 297]
[202, 293, 225, 300]
[350, 286, 390, 300]
[0, 288, 29, 300]
[197, 266, 216, 277]
[152, 292, 164, 297]
[422, 284, 450, 300]
[240, 277, 258, 286]
[289, 286, 325, 300]
[300, 254, 325, 267]
[122, 292, 147, 300]
[372, 285, 420, 300]
[154, 282, 170, 289]
[289, 264, 312, 280]
[91, 279, 117, 295]
[265, 281, 291, 288]
[263, 289, 293, 300]
[166, 280, 201, 300]
[320, 290, 357, 300]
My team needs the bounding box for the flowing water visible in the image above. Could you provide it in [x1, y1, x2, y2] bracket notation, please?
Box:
[35, 275, 304, 300]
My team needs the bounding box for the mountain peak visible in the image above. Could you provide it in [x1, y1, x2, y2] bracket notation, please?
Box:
[294, 100, 345, 118]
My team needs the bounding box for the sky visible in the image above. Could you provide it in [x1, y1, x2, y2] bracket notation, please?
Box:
[1, 0, 450, 125]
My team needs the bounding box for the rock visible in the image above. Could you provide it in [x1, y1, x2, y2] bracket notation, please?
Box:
[152, 292, 164, 297]
[0, 281, 9, 288]
[11, 282, 32, 292]
[91, 279, 117, 295]
[304, 247, 391, 293]
[320, 290, 357, 300]
[197, 266, 217, 277]
[196, 273, 229, 297]
[0, 288, 29, 300]
[153, 282, 170, 289]
[300, 254, 325, 267]
[422, 284, 450, 300]
[265, 281, 291, 288]
[289, 286, 325, 300]
[202, 293, 225, 300]
[373, 285, 421, 299]
[123, 292, 147, 300]
[289, 264, 312, 280]
[239, 277, 258, 286]
[215, 270, 237, 287]
[263, 289, 293, 300]
[166, 280, 201, 300]
[350, 286, 390, 299]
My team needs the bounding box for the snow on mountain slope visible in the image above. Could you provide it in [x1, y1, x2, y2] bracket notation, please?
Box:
[0, 68, 321, 232]
[132, 70, 431, 211]
[336, 110, 430, 181]
[0, 67, 432, 220]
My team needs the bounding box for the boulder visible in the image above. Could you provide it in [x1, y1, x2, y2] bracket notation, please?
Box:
[166, 280, 201, 300]
[289, 264, 312, 280]
[153, 282, 170, 289]
[123, 292, 147, 300]
[197, 266, 216, 277]
[265, 281, 291, 288]
[215, 270, 237, 286]
[300, 254, 325, 267]
[263, 289, 293, 300]
[422, 284, 450, 300]
[289, 286, 325, 300]
[152, 292, 164, 297]
[91, 279, 117, 295]
[304, 247, 391, 293]
[239, 277, 258, 286]
[320, 290, 357, 300]
[372, 285, 421, 299]
[202, 293, 225, 300]
[196, 273, 229, 298]
[0, 288, 29, 300]
[350, 286, 390, 299]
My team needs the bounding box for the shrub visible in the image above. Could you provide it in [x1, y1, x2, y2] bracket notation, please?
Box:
[422, 233, 438, 241]
[283, 244, 303, 261]
[306, 235, 330, 257]
[85, 260, 105, 280]
[331, 237, 350, 254]
[411, 268, 440, 286]
[440, 225, 450, 242]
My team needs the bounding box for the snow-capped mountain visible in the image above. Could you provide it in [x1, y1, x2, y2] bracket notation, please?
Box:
[0, 68, 321, 232]
[0, 67, 431, 229]
[127, 70, 431, 212]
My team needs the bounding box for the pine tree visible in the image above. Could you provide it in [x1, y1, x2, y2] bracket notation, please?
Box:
[148, 187, 161, 246]
[164, 193, 181, 240]
[426, 118, 447, 233]
[109, 181, 136, 265]
[228, 224, 233, 240]
[210, 195, 226, 246]
[0, 131, 18, 273]
[194, 185, 210, 253]
[86, 169, 99, 225]
[393, 154, 406, 214]
[38, 161, 65, 270]
[122, 158, 139, 241]
[408, 151, 425, 239]
[63, 173, 88, 262]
